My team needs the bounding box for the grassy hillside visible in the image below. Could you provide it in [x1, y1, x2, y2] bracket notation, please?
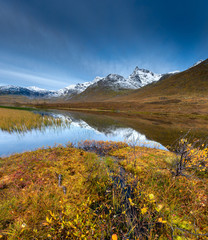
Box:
[70, 84, 132, 102]
[33, 59, 208, 119]
[59, 58, 208, 103]
[0, 95, 33, 106]
[115, 59, 208, 100]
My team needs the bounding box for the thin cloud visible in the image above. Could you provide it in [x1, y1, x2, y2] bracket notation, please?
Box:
[0, 69, 69, 90]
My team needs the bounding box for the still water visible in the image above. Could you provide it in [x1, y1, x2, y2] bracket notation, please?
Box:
[0, 110, 166, 157]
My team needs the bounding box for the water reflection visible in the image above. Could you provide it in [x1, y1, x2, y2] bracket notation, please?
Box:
[0, 110, 166, 156]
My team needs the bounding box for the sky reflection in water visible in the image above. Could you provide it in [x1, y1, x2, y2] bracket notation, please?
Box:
[0, 111, 166, 156]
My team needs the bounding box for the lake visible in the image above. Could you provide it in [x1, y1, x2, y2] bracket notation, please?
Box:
[0, 110, 167, 156]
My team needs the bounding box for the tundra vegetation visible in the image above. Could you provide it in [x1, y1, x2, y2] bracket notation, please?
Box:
[0, 140, 207, 239]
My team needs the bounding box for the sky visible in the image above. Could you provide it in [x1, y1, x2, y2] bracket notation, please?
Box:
[0, 0, 207, 90]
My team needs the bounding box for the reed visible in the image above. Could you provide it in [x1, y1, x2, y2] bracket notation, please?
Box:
[0, 108, 70, 133]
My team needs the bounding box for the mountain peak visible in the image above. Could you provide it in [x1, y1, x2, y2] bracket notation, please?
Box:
[128, 67, 162, 88]
[133, 66, 151, 74]
[93, 76, 103, 83]
[107, 73, 123, 78]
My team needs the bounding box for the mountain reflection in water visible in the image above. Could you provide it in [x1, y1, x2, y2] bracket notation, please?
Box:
[0, 110, 166, 156]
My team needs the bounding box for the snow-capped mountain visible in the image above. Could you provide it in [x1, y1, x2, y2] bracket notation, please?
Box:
[0, 59, 206, 100]
[82, 67, 164, 93]
[0, 76, 104, 98]
[0, 63, 186, 98]
[0, 68, 169, 98]
[54, 77, 102, 98]
[86, 74, 129, 90]
[54, 83, 90, 98]
[26, 86, 52, 93]
[0, 85, 55, 98]
[127, 67, 163, 88]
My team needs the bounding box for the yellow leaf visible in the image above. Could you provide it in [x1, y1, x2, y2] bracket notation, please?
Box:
[158, 217, 163, 222]
[128, 198, 135, 206]
[149, 194, 155, 200]
[42, 222, 49, 226]
[46, 216, 52, 223]
[158, 218, 167, 223]
[156, 204, 163, 212]
[141, 207, 148, 214]
[21, 223, 26, 228]
[112, 234, 118, 240]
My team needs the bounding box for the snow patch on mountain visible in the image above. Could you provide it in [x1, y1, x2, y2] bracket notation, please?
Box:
[55, 76, 103, 97]
[0, 85, 16, 90]
[127, 67, 163, 88]
[167, 70, 180, 74]
[0, 85, 57, 98]
[55, 82, 92, 97]
[192, 60, 203, 67]
[86, 67, 164, 91]
[88, 74, 130, 90]
[92, 76, 103, 83]
[26, 86, 53, 93]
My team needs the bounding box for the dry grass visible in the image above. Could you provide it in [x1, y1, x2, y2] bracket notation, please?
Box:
[0, 108, 67, 133]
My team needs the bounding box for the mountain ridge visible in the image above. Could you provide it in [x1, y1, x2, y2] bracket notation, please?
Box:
[0, 60, 203, 100]
[0, 67, 172, 99]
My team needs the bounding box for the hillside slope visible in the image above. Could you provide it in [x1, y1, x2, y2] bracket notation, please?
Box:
[43, 59, 208, 116]
[70, 74, 134, 102]
[70, 59, 208, 102]
[114, 59, 208, 101]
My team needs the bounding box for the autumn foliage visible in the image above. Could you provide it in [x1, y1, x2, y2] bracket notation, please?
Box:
[0, 140, 207, 239]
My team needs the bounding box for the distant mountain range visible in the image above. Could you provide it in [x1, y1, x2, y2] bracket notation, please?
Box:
[0, 85, 55, 98]
[0, 60, 204, 100]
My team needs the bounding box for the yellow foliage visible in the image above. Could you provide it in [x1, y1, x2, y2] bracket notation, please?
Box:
[156, 204, 163, 212]
[149, 194, 155, 200]
[141, 207, 148, 215]
[112, 234, 118, 240]
[128, 197, 135, 206]
[0, 140, 207, 239]
[158, 218, 166, 223]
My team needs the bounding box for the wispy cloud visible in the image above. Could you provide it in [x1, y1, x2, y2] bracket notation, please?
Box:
[0, 68, 70, 90]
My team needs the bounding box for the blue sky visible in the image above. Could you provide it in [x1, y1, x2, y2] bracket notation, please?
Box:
[0, 0, 207, 90]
